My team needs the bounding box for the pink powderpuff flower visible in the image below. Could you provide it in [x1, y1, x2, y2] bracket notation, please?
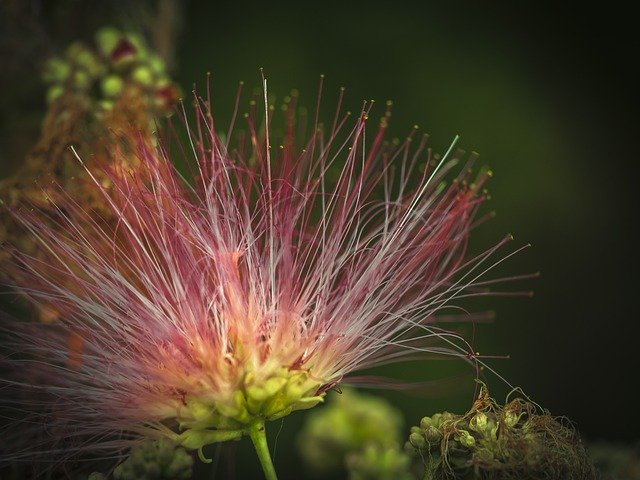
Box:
[0, 79, 526, 477]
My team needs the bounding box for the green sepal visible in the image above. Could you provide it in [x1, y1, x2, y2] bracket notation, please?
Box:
[177, 428, 242, 450]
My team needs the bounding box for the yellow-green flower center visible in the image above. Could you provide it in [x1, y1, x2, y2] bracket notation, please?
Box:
[173, 367, 324, 455]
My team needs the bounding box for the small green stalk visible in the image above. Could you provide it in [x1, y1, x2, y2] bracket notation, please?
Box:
[247, 418, 277, 480]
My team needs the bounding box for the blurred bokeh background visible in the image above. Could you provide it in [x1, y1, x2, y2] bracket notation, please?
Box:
[1, 1, 637, 478]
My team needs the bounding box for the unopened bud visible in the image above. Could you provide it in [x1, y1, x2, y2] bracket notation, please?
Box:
[46, 85, 64, 104]
[185, 397, 214, 422]
[424, 425, 442, 444]
[148, 54, 166, 74]
[131, 65, 154, 86]
[101, 75, 123, 98]
[409, 431, 426, 449]
[42, 58, 70, 83]
[456, 430, 476, 448]
[95, 27, 121, 57]
[441, 411, 455, 422]
[74, 48, 104, 78]
[73, 70, 91, 90]
[503, 409, 522, 428]
[420, 416, 433, 429]
[470, 412, 488, 432]
[98, 99, 114, 111]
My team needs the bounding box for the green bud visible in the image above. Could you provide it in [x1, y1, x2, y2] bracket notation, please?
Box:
[245, 374, 288, 407]
[72, 70, 91, 90]
[131, 65, 154, 86]
[185, 397, 214, 422]
[431, 412, 454, 426]
[420, 416, 433, 429]
[46, 85, 64, 104]
[75, 49, 104, 78]
[65, 41, 85, 60]
[469, 412, 488, 432]
[424, 425, 443, 444]
[101, 75, 124, 98]
[503, 409, 522, 428]
[213, 390, 251, 423]
[148, 54, 166, 75]
[264, 375, 288, 396]
[262, 395, 289, 419]
[95, 26, 122, 57]
[441, 411, 455, 422]
[42, 58, 70, 83]
[246, 384, 267, 405]
[267, 405, 293, 421]
[409, 431, 426, 449]
[283, 372, 311, 401]
[456, 429, 476, 448]
[291, 395, 324, 411]
[97, 99, 114, 111]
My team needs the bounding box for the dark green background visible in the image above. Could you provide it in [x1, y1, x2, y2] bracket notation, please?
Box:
[1, 1, 637, 478]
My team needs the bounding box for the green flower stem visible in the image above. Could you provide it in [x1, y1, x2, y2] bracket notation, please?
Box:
[247, 418, 278, 480]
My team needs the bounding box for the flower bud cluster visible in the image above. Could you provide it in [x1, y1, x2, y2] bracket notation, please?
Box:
[405, 385, 597, 479]
[407, 408, 505, 472]
[0, 26, 183, 317]
[42, 26, 180, 113]
[345, 443, 413, 480]
[112, 439, 193, 480]
[87, 439, 193, 480]
[298, 388, 412, 479]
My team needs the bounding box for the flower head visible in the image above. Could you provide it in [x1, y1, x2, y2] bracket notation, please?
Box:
[404, 384, 597, 479]
[1, 81, 520, 471]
